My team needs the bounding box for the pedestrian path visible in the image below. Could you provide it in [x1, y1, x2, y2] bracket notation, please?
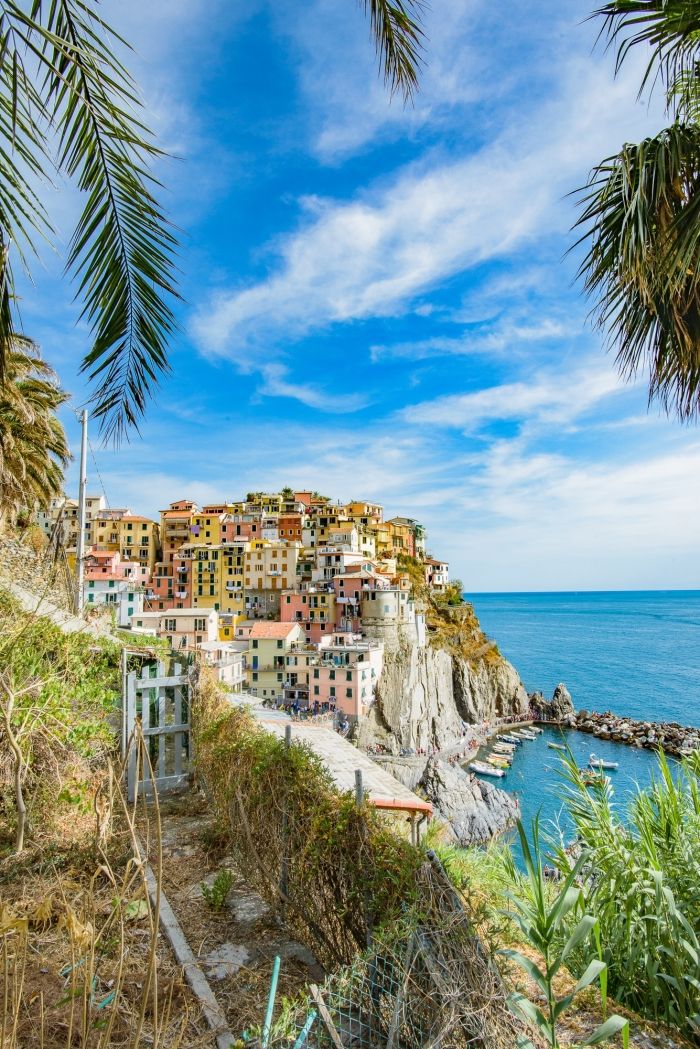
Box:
[254, 711, 432, 817]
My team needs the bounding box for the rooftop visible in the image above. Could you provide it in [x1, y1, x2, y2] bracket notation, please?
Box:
[249, 621, 302, 640]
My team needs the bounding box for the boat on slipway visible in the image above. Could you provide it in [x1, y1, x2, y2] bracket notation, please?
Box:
[470, 761, 505, 778]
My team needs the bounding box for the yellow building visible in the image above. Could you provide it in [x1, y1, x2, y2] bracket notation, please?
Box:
[190, 511, 224, 546]
[247, 621, 304, 700]
[188, 540, 250, 617]
[243, 540, 300, 593]
[88, 511, 160, 572]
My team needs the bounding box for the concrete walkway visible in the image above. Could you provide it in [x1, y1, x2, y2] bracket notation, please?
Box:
[254, 712, 432, 816]
[3, 579, 105, 637]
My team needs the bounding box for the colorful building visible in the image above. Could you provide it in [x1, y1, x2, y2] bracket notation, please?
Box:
[246, 621, 305, 700]
[131, 607, 218, 651]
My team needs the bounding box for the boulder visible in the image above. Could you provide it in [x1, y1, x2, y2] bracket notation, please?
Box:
[551, 683, 575, 721]
[420, 758, 519, 846]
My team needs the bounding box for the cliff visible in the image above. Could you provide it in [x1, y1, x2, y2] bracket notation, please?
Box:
[358, 602, 528, 753]
[375, 755, 519, 845]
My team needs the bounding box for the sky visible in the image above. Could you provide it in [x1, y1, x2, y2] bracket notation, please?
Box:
[18, 0, 700, 591]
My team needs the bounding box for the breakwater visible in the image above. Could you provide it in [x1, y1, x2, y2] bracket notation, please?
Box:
[574, 709, 700, 758]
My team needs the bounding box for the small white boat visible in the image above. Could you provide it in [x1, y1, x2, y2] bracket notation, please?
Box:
[589, 754, 619, 770]
[530, 726, 543, 734]
[470, 761, 505, 778]
[487, 752, 512, 765]
[499, 734, 522, 745]
[518, 731, 537, 741]
[548, 742, 567, 751]
[493, 741, 516, 752]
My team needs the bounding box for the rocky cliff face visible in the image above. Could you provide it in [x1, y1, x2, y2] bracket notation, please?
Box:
[421, 758, 520, 846]
[357, 633, 529, 753]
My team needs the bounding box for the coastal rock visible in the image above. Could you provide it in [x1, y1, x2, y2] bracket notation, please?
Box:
[357, 640, 529, 753]
[573, 709, 700, 757]
[420, 758, 519, 846]
[530, 683, 575, 723]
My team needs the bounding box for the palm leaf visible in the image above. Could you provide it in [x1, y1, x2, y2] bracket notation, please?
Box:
[574, 122, 700, 420]
[361, 0, 425, 101]
[1, 0, 179, 441]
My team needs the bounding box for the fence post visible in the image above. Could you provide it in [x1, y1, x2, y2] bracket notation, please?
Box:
[355, 768, 374, 950]
[279, 724, 292, 919]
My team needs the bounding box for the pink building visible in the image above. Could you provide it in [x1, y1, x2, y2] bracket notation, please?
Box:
[332, 568, 390, 632]
[221, 516, 261, 542]
[280, 586, 337, 644]
[286, 633, 384, 719]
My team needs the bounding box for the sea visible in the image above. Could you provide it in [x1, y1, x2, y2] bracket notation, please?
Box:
[465, 590, 700, 852]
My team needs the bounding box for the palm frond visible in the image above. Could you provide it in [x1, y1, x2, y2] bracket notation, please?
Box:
[593, 0, 700, 105]
[1, 0, 179, 441]
[0, 338, 69, 517]
[361, 0, 425, 101]
[574, 122, 700, 420]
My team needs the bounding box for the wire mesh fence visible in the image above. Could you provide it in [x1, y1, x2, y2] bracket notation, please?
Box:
[269, 853, 525, 1049]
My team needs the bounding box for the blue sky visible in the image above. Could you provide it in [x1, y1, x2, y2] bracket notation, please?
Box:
[20, 0, 700, 590]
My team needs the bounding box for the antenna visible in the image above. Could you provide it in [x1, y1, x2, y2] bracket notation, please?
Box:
[76, 409, 88, 613]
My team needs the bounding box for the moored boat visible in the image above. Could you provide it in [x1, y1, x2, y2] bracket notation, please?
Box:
[487, 752, 512, 765]
[547, 742, 566, 751]
[493, 741, 516, 752]
[518, 731, 537, 741]
[498, 734, 522, 745]
[470, 761, 505, 778]
[589, 753, 619, 770]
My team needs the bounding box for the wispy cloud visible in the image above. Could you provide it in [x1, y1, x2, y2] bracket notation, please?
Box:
[370, 318, 567, 362]
[191, 53, 660, 357]
[401, 360, 628, 431]
[256, 364, 370, 412]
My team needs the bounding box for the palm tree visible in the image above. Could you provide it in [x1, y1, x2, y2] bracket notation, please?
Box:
[0, 340, 69, 522]
[576, 1, 700, 420]
[0, 1, 424, 441]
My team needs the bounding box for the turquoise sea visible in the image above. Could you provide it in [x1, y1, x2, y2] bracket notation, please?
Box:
[466, 591, 700, 847]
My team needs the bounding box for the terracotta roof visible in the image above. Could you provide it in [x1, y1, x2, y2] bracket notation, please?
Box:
[249, 621, 301, 640]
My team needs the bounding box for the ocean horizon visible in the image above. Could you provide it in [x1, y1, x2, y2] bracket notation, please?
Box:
[467, 589, 700, 729]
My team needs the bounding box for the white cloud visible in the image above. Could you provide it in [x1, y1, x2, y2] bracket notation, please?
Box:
[401, 361, 627, 431]
[257, 364, 370, 412]
[370, 318, 567, 362]
[191, 53, 662, 357]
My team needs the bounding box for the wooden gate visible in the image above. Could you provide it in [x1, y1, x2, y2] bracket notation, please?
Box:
[123, 659, 191, 802]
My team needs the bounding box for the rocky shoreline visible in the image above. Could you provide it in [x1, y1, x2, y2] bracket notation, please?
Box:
[573, 709, 700, 757]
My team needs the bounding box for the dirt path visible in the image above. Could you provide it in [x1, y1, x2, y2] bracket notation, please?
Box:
[152, 791, 323, 1041]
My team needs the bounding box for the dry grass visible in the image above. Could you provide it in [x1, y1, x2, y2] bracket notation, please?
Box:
[0, 735, 211, 1048]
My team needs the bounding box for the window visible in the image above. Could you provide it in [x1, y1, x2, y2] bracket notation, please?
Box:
[277, 673, 283, 682]
[252, 639, 258, 649]
[276, 639, 283, 649]
[313, 685, 319, 696]
[252, 672, 258, 681]
[346, 670, 352, 681]
[313, 669, 319, 679]
[329, 669, 335, 680]
[194, 618, 207, 631]
[165, 619, 176, 632]
[346, 688, 352, 698]
[330, 687, 335, 697]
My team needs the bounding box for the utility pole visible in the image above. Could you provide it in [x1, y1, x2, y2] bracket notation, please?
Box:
[76, 409, 88, 614]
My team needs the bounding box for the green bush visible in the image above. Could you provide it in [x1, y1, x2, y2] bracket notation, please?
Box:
[547, 753, 700, 1040]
